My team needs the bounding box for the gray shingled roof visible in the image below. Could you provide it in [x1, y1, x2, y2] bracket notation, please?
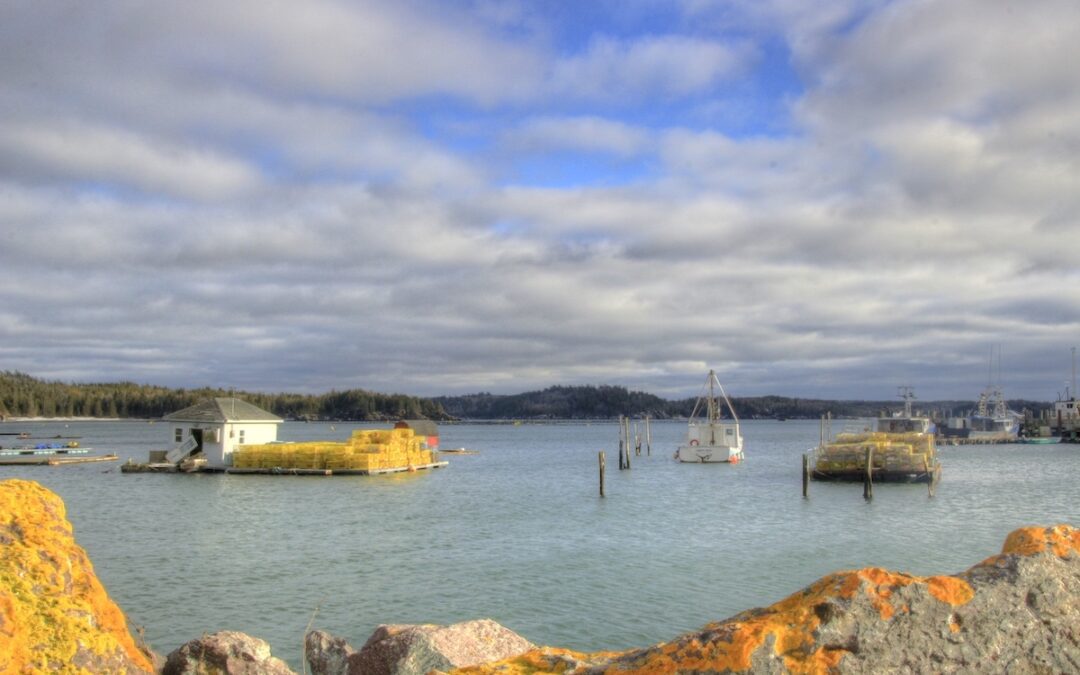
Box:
[162, 398, 283, 423]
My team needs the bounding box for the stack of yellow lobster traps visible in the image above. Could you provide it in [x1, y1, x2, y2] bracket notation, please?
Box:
[812, 431, 936, 478]
[233, 427, 436, 473]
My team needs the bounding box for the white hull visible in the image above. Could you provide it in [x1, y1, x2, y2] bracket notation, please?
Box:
[674, 443, 743, 463]
[675, 370, 744, 464]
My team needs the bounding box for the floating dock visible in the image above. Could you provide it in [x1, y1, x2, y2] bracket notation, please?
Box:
[123, 423, 448, 476]
[1, 453, 118, 466]
[226, 461, 448, 476]
[120, 458, 448, 475]
[937, 435, 1018, 446]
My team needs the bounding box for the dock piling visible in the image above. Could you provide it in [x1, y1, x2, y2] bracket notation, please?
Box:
[802, 453, 809, 498]
[645, 416, 652, 456]
[599, 451, 606, 497]
[623, 417, 632, 469]
[863, 447, 873, 500]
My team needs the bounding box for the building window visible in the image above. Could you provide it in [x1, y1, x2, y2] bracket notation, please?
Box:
[174, 428, 183, 443]
[239, 429, 245, 444]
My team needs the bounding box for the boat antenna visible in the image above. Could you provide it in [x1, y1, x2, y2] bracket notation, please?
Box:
[898, 386, 914, 417]
[1072, 346, 1077, 401]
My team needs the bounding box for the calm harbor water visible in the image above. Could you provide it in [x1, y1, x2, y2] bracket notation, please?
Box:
[2, 418, 1078, 670]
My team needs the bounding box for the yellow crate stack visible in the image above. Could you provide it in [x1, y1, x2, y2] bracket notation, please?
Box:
[234, 427, 435, 471]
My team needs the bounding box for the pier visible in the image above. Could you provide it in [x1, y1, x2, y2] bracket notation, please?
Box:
[120, 458, 448, 475]
[0, 453, 118, 466]
[936, 436, 1017, 446]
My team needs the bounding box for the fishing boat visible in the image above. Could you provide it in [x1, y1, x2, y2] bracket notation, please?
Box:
[807, 387, 941, 483]
[1049, 348, 1079, 443]
[674, 369, 743, 463]
[940, 348, 1020, 442]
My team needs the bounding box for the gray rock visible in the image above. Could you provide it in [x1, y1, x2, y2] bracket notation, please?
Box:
[163, 630, 295, 675]
[571, 525, 1080, 675]
[305, 629, 356, 675]
[307, 619, 534, 675]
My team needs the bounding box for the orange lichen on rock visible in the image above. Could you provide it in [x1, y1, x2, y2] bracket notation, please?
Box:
[1000, 524, 1080, 558]
[453, 526, 1080, 674]
[456, 565, 981, 675]
[452, 646, 622, 674]
[0, 479, 153, 674]
[926, 575, 975, 606]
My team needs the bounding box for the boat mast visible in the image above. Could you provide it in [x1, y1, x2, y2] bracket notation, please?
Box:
[898, 386, 914, 417]
[707, 370, 718, 424]
[1070, 346, 1077, 402]
[711, 369, 740, 426]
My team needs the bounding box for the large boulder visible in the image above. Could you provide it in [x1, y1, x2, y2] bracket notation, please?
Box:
[307, 619, 535, 675]
[453, 524, 1080, 674]
[163, 630, 295, 675]
[0, 479, 156, 673]
[305, 629, 356, 675]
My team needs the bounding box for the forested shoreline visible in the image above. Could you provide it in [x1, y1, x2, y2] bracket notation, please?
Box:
[0, 371, 450, 421]
[0, 371, 1053, 422]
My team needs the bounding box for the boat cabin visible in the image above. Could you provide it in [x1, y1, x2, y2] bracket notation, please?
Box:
[162, 398, 283, 469]
[396, 419, 439, 451]
[877, 416, 933, 434]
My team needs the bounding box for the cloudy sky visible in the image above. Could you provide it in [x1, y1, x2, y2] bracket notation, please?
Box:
[2, 0, 1079, 401]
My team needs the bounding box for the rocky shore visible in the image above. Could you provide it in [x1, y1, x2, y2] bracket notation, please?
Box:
[1, 478, 1077, 673]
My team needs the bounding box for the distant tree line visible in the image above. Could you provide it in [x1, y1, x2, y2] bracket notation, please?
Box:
[432, 386, 883, 419]
[0, 371, 450, 421]
[434, 386, 1055, 420]
[0, 371, 1053, 422]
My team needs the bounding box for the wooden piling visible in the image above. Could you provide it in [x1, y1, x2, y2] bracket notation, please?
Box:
[802, 453, 809, 498]
[645, 416, 652, 456]
[619, 416, 631, 469]
[863, 447, 873, 500]
[924, 456, 936, 498]
[599, 451, 606, 497]
[624, 417, 632, 469]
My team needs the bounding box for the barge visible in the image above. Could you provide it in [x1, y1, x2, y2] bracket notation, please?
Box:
[807, 388, 941, 484]
[122, 397, 446, 476]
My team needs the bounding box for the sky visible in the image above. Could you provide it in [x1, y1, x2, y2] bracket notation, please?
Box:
[1, 0, 1079, 402]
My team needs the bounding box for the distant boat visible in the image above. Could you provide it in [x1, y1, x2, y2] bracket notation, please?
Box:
[1018, 437, 1059, 445]
[940, 349, 1021, 442]
[1049, 347, 1079, 443]
[939, 384, 1020, 441]
[808, 387, 941, 483]
[674, 370, 744, 464]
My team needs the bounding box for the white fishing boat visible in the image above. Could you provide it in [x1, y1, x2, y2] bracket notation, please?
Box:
[674, 369, 743, 463]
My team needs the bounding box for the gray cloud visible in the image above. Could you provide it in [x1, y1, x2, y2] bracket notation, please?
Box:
[1, 0, 1078, 402]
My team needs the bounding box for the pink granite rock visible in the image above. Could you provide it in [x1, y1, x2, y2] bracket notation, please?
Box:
[163, 630, 295, 675]
[307, 619, 534, 675]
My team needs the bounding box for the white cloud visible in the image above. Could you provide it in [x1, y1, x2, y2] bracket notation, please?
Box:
[550, 34, 754, 99]
[507, 116, 652, 157]
[0, 119, 262, 201]
[2, 0, 1079, 400]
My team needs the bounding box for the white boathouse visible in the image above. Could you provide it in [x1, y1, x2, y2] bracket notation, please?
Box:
[162, 398, 282, 469]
